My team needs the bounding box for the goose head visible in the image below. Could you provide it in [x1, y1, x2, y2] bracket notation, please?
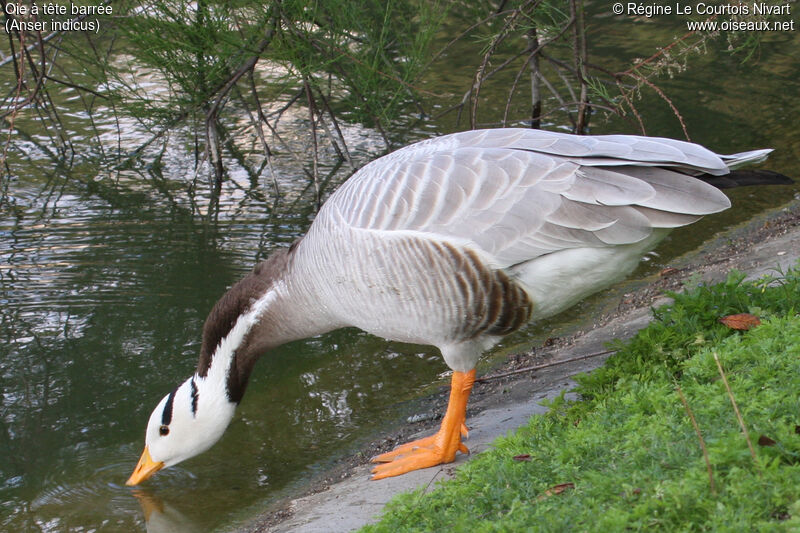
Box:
[127, 248, 330, 485]
[127, 276, 272, 486]
[127, 374, 236, 485]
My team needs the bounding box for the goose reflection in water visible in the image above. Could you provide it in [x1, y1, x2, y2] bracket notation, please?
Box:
[132, 490, 204, 533]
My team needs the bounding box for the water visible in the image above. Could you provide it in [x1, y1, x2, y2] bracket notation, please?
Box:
[1, 11, 799, 533]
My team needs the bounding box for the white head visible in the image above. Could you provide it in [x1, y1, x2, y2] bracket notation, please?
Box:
[126, 374, 236, 485]
[127, 260, 288, 486]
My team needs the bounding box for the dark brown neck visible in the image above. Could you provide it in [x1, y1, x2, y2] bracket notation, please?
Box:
[194, 248, 291, 403]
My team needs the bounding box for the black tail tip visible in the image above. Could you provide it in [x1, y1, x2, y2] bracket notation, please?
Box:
[703, 169, 795, 189]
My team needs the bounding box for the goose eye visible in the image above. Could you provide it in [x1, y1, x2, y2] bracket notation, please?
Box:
[159, 425, 170, 436]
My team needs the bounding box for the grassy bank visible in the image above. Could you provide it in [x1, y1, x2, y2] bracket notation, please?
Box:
[363, 268, 800, 532]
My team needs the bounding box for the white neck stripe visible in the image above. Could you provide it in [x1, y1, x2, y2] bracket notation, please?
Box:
[203, 285, 281, 387]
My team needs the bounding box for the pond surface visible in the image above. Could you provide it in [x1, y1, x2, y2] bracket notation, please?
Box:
[1, 9, 799, 533]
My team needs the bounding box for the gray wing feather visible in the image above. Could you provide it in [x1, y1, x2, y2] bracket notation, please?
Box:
[416, 128, 731, 175]
[319, 129, 739, 267]
[615, 166, 731, 215]
[561, 168, 657, 205]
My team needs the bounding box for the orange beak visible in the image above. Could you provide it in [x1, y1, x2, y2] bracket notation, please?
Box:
[126, 446, 164, 486]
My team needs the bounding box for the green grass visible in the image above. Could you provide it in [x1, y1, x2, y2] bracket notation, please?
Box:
[363, 267, 800, 532]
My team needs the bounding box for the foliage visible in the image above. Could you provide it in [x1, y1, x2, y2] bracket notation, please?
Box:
[0, 0, 791, 210]
[104, 0, 448, 200]
[110, 0, 443, 129]
[432, 0, 792, 137]
[0, 0, 447, 210]
[362, 266, 800, 532]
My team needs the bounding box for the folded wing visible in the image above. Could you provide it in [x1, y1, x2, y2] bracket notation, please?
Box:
[320, 129, 733, 267]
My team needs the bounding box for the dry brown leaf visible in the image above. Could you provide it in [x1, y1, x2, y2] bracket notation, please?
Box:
[719, 313, 762, 330]
[758, 435, 777, 447]
[536, 482, 575, 501]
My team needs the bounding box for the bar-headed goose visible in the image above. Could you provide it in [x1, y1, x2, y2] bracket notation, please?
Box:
[127, 128, 791, 485]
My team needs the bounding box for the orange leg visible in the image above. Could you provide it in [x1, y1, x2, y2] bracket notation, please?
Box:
[371, 369, 476, 480]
